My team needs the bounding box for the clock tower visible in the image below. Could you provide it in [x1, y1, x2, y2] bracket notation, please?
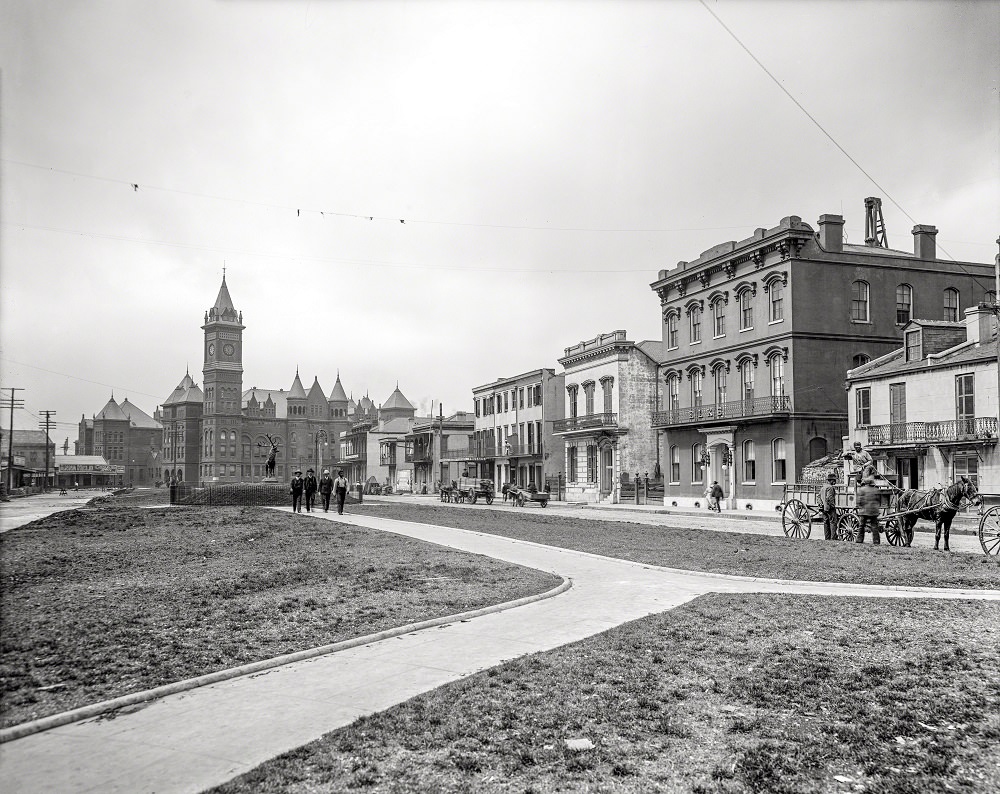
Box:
[202, 275, 245, 481]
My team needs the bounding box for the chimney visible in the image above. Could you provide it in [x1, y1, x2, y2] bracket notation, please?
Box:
[965, 304, 995, 344]
[817, 214, 844, 252]
[912, 224, 938, 260]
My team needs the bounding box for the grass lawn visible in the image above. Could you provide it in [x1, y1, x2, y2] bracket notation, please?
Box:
[350, 502, 1000, 590]
[0, 502, 561, 728]
[213, 595, 1000, 793]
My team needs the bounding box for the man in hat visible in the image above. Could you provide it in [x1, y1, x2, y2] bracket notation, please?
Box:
[845, 441, 874, 486]
[709, 480, 724, 513]
[318, 469, 334, 512]
[819, 471, 839, 540]
[855, 476, 881, 545]
[303, 468, 318, 512]
[333, 469, 349, 515]
[289, 469, 304, 513]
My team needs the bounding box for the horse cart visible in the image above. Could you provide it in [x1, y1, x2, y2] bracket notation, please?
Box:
[507, 484, 550, 508]
[976, 495, 1000, 556]
[780, 481, 907, 545]
[450, 477, 495, 505]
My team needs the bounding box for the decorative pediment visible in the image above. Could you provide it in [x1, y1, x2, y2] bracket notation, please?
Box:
[708, 290, 729, 306]
[684, 299, 705, 316]
[762, 271, 788, 292]
[662, 306, 681, 322]
[662, 368, 682, 382]
[685, 363, 706, 380]
[709, 357, 731, 374]
[735, 353, 759, 370]
[763, 345, 789, 364]
[734, 280, 757, 297]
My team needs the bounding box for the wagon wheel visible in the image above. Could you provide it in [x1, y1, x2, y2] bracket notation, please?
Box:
[469, 492, 477, 505]
[883, 517, 904, 547]
[540, 498, 548, 508]
[780, 499, 812, 539]
[837, 512, 860, 542]
[979, 506, 1000, 556]
[485, 494, 494, 505]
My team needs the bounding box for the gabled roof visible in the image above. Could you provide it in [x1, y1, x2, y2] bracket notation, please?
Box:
[120, 399, 162, 429]
[243, 388, 288, 418]
[287, 371, 307, 400]
[328, 373, 349, 402]
[96, 397, 129, 421]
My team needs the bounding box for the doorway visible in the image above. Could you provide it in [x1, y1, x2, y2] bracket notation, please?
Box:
[896, 457, 918, 490]
[600, 446, 614, 496]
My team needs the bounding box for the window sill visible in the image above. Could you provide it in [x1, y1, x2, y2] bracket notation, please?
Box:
[768, 318, 783, 325]
[741, 481, 756, 486]
[739, 326, 754, 333]
[713, 334, 725, 340]
[850, 320, 872, 325]
[689, 340, 702, 346]
[669, 481, 680, 486]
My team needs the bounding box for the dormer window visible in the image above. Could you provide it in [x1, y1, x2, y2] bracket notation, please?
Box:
[905, 329, 922, 362]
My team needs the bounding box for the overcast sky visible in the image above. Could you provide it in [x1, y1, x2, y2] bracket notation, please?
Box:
[2, 0, 998, 443]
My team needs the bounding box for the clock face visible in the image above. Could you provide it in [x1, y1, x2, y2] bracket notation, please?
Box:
[223, 343, 235, 357]
[208, 343, 215, 356]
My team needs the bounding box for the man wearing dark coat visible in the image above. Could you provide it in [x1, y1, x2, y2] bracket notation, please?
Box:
[855, 476, 881, 545]
[819, 471, 839, 540]
[289, 469, 304, 513]
[319, 469, 334, 512]
[303, 468, 318, 512]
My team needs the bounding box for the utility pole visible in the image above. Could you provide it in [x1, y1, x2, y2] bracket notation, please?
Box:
[38, 410, 57, 492]
[994, 237, 1000, 429]
[1, 388, 25, 494]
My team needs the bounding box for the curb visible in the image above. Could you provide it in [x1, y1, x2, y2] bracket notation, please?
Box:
[0, 576, 572, 744]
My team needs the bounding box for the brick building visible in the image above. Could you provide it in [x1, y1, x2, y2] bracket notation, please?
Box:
[77, 397, 163, 485]
[648, 209, 995, 510]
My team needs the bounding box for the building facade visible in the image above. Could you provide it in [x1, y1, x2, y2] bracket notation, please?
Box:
[554, 331, 661, 503]
[77, 397, 163, 485]
[845, 304, 998, 493]
[470, 369, 565, 490]
[648, 210, 995, 510]
[405, 410, 475, 493]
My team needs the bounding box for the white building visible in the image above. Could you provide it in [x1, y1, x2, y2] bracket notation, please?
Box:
[845, 304, 998, 492]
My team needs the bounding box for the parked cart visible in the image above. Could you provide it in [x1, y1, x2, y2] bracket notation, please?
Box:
[976, 495, 1000, 556]
[779, 480, 905, 544]
[453, 477, 495, 505]
[508, 484, 550, 508]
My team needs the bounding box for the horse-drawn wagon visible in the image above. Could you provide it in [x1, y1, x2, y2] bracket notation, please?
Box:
[975, 495, 1000, 556]
[507, 484, 550, 508]
[449, 477, 495, 505]
[780, 476, 982, 551]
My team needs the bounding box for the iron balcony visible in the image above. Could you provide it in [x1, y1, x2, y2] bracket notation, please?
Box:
[864, 417, 998, 446]
[553, 413, 618, 433]
[651, 396, 791, 428]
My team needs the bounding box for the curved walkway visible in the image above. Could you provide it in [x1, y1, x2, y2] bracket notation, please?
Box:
[2, 510, 998, 794]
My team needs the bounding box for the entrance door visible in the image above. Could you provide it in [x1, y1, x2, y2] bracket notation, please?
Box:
[601, 447, 613, 496]
[890, 383, 906, 443]
[896, 457, 918, 490]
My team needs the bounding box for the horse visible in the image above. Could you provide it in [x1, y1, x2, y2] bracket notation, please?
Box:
[894, 477, 981, 551]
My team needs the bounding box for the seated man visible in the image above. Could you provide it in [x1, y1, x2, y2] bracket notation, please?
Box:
[844, 441, 874, 485]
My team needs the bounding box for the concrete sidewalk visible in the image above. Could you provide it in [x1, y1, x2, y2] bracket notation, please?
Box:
[2, 510, 998, 794]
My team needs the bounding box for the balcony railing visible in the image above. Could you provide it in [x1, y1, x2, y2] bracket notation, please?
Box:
[553, 413, 618, 433]
[652, 396, 791, 427]
[440, 445, 496, 461]
[865, 417, 998, 446]
[340, 450, 366, 462]
[405, 448, 434, 463]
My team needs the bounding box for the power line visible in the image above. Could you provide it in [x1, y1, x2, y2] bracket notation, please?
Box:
[0, 356, 163, 401]
[697, 0, 982, 278]
[2, 158, 756, 234]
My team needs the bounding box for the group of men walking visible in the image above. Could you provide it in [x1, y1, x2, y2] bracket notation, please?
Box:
[289, 468, 349, 514]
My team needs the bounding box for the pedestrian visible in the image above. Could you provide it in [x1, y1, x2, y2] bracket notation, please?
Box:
[855, 476, 881, 545]
[303, 468, 318, 512]
[501, 482, 510, 502]
[819, 471, 839, 540]
[709, 480, 724, 512]
[319, 469, 334, 512]
[333, 468, 349, 515]
[289, 469, 304, 513]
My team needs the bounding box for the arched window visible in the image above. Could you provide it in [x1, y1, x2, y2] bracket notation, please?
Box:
[690, 305, 702, 343]
[769, 280, 784, 322]
[738, 289, 754, 330]
[691, 369, 703, 407]
[851, 280, 869, 322]
[943, 288, 960, 321]
[666, 374, 680, 413]
[853, 354, 871, 368]
[896, 284, 912, 325]
[771, 438, 787, 483]
[741, 361, 754, 401]
[583, 381, 595, 415]
[692, 443, 705, 483]
[714, 365, 727, 405]
[769, 355, 785, 397]
[743, 440, 756, 483]
[566, 384, 579, 419]
[669, 446, 680, 483]
[712, 298, 726, 337]
[666, 312, 679, 349]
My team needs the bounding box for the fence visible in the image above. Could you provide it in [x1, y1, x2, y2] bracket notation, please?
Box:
[171, 482, 361, 507]
[618, 475, 664, 506]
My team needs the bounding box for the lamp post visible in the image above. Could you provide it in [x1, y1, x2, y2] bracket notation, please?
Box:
[316, 430, 329, 475]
